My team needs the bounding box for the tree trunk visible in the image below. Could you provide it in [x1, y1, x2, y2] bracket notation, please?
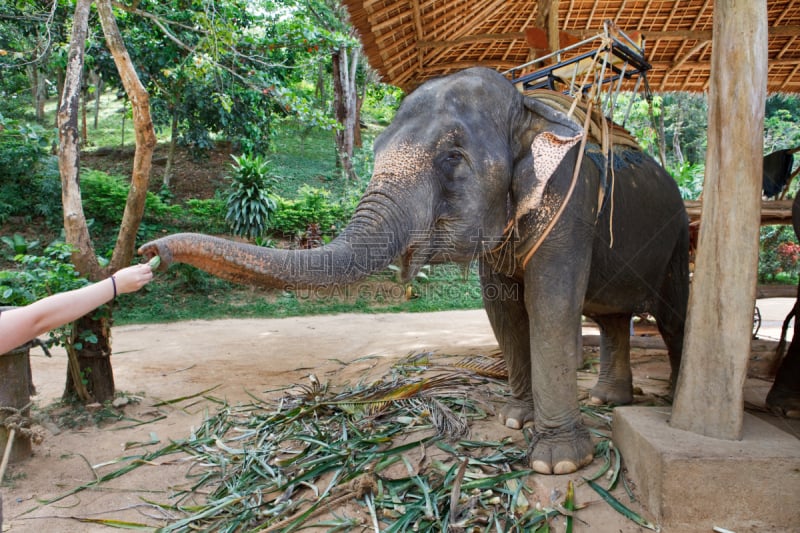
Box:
[164, 108, 179, 189]
[315, 60, 326, 104]
[58, 0, 110, 402]
[671, 0, 767, 440]
[355, 81, 365, 149]
[332, 47, 360, 181]
[121, 102, 126, 146]
[28, 66, 46, 122]
[55, 69, 65, 127]
[97, 0, 157, 270]
[672, 108, 685, 167]
[535, 0, 560, 64]
[92, 71, 103, 129]
[58, 0, 97, 278]
[57, 0, 156, 403]
[81, 83, 88, 145]
[63, 313, 114, 403]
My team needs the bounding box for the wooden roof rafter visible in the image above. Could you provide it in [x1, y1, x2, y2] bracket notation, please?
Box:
[658, 0, 711, 90]
[342, 0, 800, 94]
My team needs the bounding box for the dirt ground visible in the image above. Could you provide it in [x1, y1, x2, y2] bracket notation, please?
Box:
[3, 302, 799, 532]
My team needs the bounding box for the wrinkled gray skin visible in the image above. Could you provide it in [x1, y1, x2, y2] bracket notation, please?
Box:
[140, 67, 690, 474]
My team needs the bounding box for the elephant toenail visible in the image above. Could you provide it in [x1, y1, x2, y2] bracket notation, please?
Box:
[553, 461, 579, 475]
[531, 460, 553, 474]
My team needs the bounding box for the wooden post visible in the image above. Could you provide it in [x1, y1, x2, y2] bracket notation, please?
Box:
[670, 0, 767, 439]
[0, 344, 33, 463]
[536, 0, 560, 62]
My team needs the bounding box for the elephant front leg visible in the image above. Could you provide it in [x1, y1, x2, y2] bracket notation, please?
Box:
[589, 314, 634, 405]
[525, 257, 594, 475]
[480, 263, 534, 429]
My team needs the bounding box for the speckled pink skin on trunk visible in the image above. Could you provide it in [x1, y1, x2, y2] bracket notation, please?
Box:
[140, 67, 691, 475]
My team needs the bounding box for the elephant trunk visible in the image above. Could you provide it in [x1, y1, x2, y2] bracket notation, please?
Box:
[138, 180, 426, 289]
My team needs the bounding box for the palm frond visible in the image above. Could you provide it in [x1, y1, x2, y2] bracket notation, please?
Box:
[453, 356, 509, 379]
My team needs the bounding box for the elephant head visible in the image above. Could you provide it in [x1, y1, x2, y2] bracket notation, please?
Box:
[139, 67, 584, 289]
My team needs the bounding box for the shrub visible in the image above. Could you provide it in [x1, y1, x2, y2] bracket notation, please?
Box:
[0, 242, 103, 350]
[668, 162, 704, 200]
[80, 170, 182, 225]
[0, 117, 62, 224]
[224, 154, 278, 239]
[0, 242, 87, 308]
[270, 185, 349, 238]
[0, 117, 48, 181]
[759, 225, 800, 282]
[1, 233, 40, 258]
[775, 241, 800, 278]
[185, 196, 227, 232]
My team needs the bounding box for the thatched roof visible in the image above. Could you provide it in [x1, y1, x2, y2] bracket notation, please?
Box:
[342, 0, 800, 93]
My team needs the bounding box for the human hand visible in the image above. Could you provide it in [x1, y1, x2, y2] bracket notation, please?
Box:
[112, 263, 154, 295]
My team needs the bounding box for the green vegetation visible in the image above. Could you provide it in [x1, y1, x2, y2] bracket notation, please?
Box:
[2, 0, 800, 326]
[0, 86, 485, 323]
[0, 242, 91, 348]
[224, 154, 279, 239]
[4, 87, 800, 324]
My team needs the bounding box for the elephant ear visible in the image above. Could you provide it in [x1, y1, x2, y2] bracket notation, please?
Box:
[512, 97, 584, 222]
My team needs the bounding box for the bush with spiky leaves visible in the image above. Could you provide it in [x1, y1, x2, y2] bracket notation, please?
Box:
[224, 154, 278, 240]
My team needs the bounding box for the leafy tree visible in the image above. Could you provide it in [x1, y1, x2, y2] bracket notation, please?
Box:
[662, 93, 708, 166]
[107, 0, 342, 189]
[764, 94, 800, 154]
[0, 0, 71, 122]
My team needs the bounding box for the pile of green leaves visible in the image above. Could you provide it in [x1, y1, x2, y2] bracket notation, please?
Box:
[33, 355, 657, 532]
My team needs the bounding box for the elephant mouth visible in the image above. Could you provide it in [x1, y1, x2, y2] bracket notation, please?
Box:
[399, 245, 429, 282]
[397, 228, 482, 282]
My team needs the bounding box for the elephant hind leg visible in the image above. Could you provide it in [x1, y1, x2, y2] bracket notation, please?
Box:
[766, 340, 800, 418]
[589, 314, 634, 405]
[653, 243, 690, 393]
[766, 292, 800, 418]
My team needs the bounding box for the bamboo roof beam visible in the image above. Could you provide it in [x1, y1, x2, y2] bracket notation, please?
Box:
[412, 0, 424, 70]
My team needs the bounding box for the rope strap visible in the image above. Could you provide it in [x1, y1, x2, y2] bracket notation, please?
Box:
[0, 404, 43, 443]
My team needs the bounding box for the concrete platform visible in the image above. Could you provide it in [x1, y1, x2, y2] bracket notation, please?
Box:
[613, 406, 800, 532]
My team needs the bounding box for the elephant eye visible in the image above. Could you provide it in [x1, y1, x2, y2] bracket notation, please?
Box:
[439, 150, 465, 172]
[444, 150, 463, 164]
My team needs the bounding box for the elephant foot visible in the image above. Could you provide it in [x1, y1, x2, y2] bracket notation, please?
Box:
[765, 384, 800, 418]
[527, 422, 594, 475]
[499, 397, 535, 430]
[589, 379, 633, 406]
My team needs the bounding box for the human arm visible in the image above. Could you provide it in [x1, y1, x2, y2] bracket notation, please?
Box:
[0, 263, 153, 354]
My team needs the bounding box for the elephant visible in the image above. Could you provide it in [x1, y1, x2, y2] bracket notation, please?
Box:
[140, 67, 690, 475]
[766, 193, 800, 418]
[762, 149, 794, 198]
